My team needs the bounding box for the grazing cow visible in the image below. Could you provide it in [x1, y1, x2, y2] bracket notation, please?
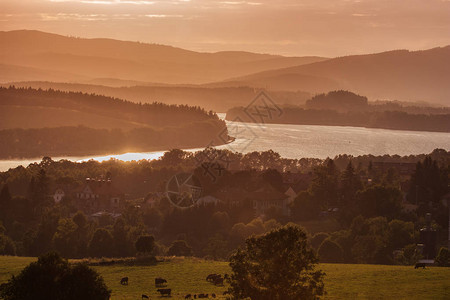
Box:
[211, 293, 216, 298]
[194, 295, 197, 299]
[415, 263, 426, 269]
[223, 291, 230, 295]
[155, 277, 167, 286]
[206, 274, 218, 281]
[185, 294, 192, 299]
[120, 277, 128, 285]
[214, 277, 224, 286]
[157, 288, 172, 297]
[142, 295, 149, 299]
[197, 294, 208, 298]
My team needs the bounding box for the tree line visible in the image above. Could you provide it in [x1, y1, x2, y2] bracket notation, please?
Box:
[227, 90, 450, 132]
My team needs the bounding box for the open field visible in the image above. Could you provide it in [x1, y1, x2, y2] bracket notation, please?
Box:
[1, 256, 449, 299]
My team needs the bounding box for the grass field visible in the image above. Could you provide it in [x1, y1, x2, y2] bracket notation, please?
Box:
[1, 256, 449, 299]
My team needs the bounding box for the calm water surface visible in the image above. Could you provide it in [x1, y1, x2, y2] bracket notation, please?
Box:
[0, 118, 448, 171]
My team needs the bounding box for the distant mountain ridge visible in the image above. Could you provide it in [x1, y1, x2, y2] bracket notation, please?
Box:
[0, 30, 327, 84]
[223, 46, 450, 105]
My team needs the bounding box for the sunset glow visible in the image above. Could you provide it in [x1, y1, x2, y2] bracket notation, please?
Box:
[1, 0, 449, 56]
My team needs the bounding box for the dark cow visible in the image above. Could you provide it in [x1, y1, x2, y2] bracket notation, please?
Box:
[214, 277, 224, 286]
[206, 274, 218, 282]
[211, 293, 216, 298]
[142, 295, 149, 299]
[120, 277, 128, 285]
[185, 294, 192, 299]
[197, 294, 208, 298]
[223, 291, 230, 295]
[155, 277, 167, 286]
[415, 263, 426, 269]
[224, 273, 230, 280]
[157, 288, 172, 297]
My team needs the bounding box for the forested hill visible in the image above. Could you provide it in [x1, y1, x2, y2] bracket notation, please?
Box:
[226, 91, 450, 133]
[0, 87, 228, 158]
[0, 86, 219, 129]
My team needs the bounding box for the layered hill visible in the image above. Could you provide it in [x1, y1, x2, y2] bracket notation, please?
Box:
[2, 81, 311, 112]
[223, 47, 450, 106]
[0, 30, 327, 85]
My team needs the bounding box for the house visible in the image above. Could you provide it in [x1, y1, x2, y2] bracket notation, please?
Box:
[53, 188, 65, 203]
[282, 171, 313, 193]
[251, 185, 290, 217]
[145, 192, 164, 208]
[284, 186, 297, 207]
[196, 195, 223, 206]
[76, 178, 124, 214]
[213, 187, 250, 207]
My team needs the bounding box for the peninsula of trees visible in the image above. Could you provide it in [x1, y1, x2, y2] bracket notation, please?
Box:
[0, 86, 228, 158]
[226, 90, 450, 132]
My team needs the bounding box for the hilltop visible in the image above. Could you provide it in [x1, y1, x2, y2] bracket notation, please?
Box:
[0, 30, 326, 85]
[221, 47, 450, 106]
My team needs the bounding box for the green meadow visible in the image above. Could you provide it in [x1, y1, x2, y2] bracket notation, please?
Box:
[1, 256, 449, 299]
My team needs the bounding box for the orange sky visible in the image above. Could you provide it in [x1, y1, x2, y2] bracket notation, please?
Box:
[1, 0, 450, 56]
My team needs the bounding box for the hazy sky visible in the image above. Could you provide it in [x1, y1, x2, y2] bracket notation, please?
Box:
[1, 0, 450, 56]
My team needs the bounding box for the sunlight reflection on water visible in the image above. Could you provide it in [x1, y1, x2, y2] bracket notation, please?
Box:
[0, 120, 449, 171]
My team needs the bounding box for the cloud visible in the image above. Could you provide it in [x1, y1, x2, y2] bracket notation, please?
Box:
[50, 0, 155, 4]
[40, 13, 109, 20]
[144, 14, 183, 18]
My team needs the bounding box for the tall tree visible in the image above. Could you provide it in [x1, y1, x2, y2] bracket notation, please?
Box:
[0, 253, 110, 300]
[229, 224, 325, 300]
[0, 184, 12, 224]
[89, 229, 114, 258]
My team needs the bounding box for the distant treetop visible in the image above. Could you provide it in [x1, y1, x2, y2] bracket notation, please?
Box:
[306, 90, 368, 112]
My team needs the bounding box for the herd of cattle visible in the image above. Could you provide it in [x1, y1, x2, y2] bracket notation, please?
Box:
[119, 273, 231, 299]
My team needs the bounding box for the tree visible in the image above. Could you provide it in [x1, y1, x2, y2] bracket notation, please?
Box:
[88, 229, 114, 258]
[52, 218, 77, 258]
[356, 185, 402, 219]
[338, 161, 363, 225]
[0, 234, 16, 255]
[0, 252, 110, 300]
[167, 240, 192, 256]
[435, 247, 449, 267]
[309, 159, 340, 209]
[112, 217, 129, 257]
[318, 239, 343, 263]
[310, 232, 330, 250]
[135, 235, 155, 254]
[72, 211, 88, 258]
[204, 234, 228, 260]
[0, 184, 12, 224]
[229, 224, 325, 300]
[261, 169, 284, 191]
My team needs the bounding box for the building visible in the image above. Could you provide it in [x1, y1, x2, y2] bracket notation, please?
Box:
[76, 178, 124, 214]
[53, 188, 65, 203]
[196, 195, 223, 206]
[251, 185, 291, 217]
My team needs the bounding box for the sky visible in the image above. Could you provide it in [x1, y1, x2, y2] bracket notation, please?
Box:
[1, 0, 450, 57]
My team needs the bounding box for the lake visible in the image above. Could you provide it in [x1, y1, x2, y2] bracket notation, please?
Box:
[0, 120, 449, 171]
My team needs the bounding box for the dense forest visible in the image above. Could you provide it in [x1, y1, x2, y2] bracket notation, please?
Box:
[0, 148, 448, 265]
[0, 87, 229, 158]
[227, 90, 450, 132]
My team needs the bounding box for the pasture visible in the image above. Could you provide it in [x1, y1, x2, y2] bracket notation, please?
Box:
[1, 256, 449, 299]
